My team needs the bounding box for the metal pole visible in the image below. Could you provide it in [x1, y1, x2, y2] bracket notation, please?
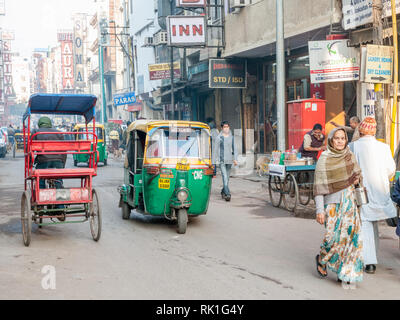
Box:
[276, 0, 286, 151]
[99, 44, 107, 124]
[170, 46, 175, 121]
[373, 0, 385, 141]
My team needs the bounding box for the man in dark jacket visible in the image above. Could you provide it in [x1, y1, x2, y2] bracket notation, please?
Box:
[33, 116, 66, 189]
[390, 179, 400, 237]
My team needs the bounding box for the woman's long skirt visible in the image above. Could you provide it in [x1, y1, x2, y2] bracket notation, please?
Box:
[319, 187, 364, 283]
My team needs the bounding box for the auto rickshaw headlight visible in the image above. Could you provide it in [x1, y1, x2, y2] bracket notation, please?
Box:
[177, 190, 188, 201]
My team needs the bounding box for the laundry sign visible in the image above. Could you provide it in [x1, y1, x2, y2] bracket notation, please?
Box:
[365, 45, 394, 84]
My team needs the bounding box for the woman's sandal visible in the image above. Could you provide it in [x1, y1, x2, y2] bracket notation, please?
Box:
[315, 255, 328, 278]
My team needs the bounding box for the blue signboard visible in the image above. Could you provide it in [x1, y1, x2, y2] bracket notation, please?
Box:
[113, 92, 136, 106]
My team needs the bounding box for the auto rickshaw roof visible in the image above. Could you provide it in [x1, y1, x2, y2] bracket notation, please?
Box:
[127, 120, 210, 134]
[23, 94, 98, 124]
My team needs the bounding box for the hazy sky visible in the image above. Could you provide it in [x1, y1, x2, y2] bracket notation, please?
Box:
[1, 0, 95, 58]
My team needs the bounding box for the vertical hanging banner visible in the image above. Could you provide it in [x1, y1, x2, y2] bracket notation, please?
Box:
[0, 0, 5, 15]
[58, 32, 74, 92]
[361, 83, 376, 119]
[3, 39, 14, 98]
[73, 14, 86, 89]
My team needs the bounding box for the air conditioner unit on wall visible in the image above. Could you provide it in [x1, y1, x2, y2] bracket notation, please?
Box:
[154, 31, 168, 45]
[143, 37, 154, 47]
[230, 0, 250, 9]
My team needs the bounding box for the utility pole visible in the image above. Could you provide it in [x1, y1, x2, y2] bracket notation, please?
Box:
[276, 0, 286, 151]
[99, 44, 107, 124]
[169, 0, 175, 121]
[373, 0, 385, 140]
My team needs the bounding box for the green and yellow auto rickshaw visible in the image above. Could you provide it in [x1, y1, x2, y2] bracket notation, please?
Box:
[73, 123, 108, 166]
[118, 120, 213, 234]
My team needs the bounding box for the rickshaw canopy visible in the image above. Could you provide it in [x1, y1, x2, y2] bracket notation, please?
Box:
[23, 94, 97, 124]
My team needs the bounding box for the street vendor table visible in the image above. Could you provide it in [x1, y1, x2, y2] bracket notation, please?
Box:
[268, 163, 316, 214]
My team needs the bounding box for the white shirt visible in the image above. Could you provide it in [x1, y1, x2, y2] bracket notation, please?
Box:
[349, 136, 397, 221]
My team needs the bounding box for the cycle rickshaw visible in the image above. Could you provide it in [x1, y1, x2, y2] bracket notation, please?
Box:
[21, 93, 102, 246]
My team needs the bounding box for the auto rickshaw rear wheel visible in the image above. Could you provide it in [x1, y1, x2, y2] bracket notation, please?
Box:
[21, 191, 32, 247]
[177, 209, 188, 234]
[122, 201, 131, 220]
[89, 189, 102, 242]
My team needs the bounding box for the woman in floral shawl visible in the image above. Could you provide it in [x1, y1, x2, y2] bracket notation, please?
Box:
[314, 127, 364, 289]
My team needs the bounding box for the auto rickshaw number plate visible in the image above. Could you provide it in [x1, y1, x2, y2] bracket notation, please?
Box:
[176, 164, 190, 171]
[159, 179, 171, 189]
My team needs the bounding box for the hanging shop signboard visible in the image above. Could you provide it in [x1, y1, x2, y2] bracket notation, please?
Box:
[361, 83, 376, 120]
[0, 0, 5, 16]
[364, 44, 394, 84]
[167, 16, 206, 47]
[113, 92, 136, 107]
[209, 59, 247, 89]
[73, 14, 86, 88]
[308, 40, 360, 84]
[149, 62, 181, 80]
[58, 32, 74, 92]
[176, 0, 206, 8]
[383, 0, 400, 17]
[342, 0, 373, 30]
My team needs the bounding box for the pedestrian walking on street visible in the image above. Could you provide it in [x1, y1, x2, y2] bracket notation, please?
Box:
[331, 116, 361, 142]
[314, 127, 364, 289]
[349, 117, 397, 275]
[213, 121, 238, 202]
[299, 123, 326, 161]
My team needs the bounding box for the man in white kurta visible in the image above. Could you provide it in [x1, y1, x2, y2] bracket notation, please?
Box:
[349, 117, 396, 274]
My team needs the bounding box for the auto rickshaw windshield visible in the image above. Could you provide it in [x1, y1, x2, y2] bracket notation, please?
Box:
[146, 127, 210, 159]
[77, 127, 104, 140]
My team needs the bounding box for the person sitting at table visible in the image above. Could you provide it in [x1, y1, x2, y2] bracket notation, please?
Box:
[299, 124, 326, 161]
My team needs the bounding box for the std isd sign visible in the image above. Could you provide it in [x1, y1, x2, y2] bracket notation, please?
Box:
[113, 92, 136, 107]
[209, 59, 247, 89]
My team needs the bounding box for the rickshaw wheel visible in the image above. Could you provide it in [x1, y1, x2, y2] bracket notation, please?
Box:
[283, 174, 299, 213]
[121, 202, 131, 220]
[177, 209, 188, 234]
[89, 189, 102, 242]
[74, 160, 78, 167]
[297, 172, 312, 206]
[268, 175, 283, 207]
[21, 191, 32, 247]
[103, 159, 107, 166]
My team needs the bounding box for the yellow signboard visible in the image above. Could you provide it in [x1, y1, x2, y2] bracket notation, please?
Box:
[158, 179, 171, 190]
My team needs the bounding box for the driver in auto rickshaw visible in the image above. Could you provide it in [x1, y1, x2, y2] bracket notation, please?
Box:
[33, 116, 67, 189]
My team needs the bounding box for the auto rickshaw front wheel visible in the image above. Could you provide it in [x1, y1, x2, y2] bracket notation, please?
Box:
[21, 191, 32, 247]
[177, 209, 188, 234]
[121, 202, 131, 220]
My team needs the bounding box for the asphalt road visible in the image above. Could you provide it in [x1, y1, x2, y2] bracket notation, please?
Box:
[0, 152, 399, 300]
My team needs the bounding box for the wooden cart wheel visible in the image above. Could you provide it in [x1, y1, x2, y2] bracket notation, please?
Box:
[283, 174, 299, 213]
[297, 171, 312, 206]
[89, 189, 102, 242]
[177, 209, 188, 234]
[268, 175, 283, 207]
[21, 191, 32, 247]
